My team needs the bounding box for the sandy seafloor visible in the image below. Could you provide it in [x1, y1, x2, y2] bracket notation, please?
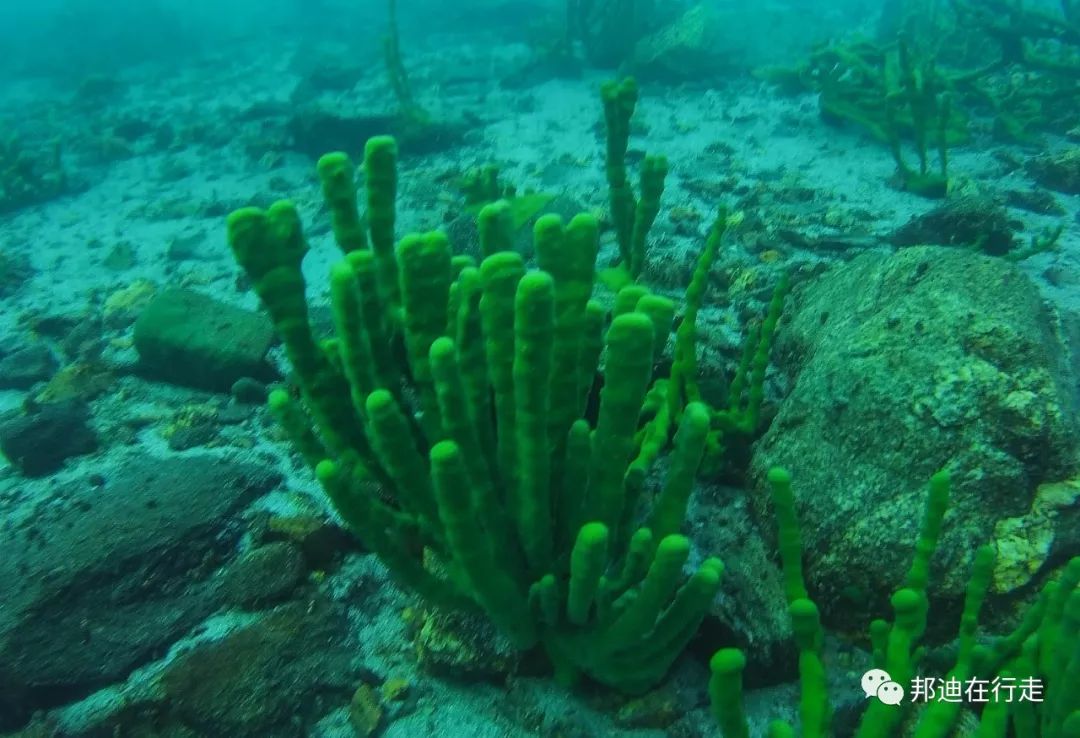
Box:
[0, 22, 1077, 738]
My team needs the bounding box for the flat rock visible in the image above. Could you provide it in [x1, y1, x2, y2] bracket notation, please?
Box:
[217, 542, 307, 609]
[0, 454, 281, 729]
[133, 287, 277, 392]
[148, 599, 356, 738]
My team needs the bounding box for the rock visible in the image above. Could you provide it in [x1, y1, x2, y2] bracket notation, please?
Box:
[689, 478, 793, 674]
[59, 315, 107, 361]
[1026, 148, 1080, 194]
[0, 249, 34, 297]
[291, 45, 366, 94]
[414, 608, 518, 681]
[0, 135, 73, 215]
[287, 109, 465, 159]
[349, 683, 384, 737]
[102, 241, 138, 271]
[1059, 306, 1080, 389]
[230, 376, 268, 404]
[216, 401, 254, 425]
[23, 312, 80, 342]
[165, 420, 219, 451]
[1005, 187, 1066, 216]
[284, 109, 378, 159]
[0, 455, 281, 729]
[217, 542, 307, 609]
[133, 288, 277, 392]
[629, 3, 731, 83]
[0, 344, 58, 390]
[262, 513, 359, 570]
[0, 400, 98, 476]
[890, 196, 1018, 256]
[165, 231, 209, 262]
[613, 686, 681, 730]
[379, 676, 410, 704]
[628, 2, 803, 81]
[991, 478, 1080, 593]
[102, 279, 156, 328]
[151, 599, 356, 738]
[32, 362, 114, 405]
[751, 246, 1079, 635]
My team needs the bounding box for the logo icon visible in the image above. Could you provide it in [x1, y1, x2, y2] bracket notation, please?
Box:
[861, 669, 905, 705]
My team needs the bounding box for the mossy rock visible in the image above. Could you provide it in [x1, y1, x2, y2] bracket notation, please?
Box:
[133, 288, 277, 391]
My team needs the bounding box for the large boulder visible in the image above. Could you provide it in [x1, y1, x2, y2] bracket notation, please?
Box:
[0, 454, 281, 729]
[751, 246, 1080, 633]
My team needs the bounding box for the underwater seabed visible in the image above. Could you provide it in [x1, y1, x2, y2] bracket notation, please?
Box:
[0, 14, 1079, 738]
